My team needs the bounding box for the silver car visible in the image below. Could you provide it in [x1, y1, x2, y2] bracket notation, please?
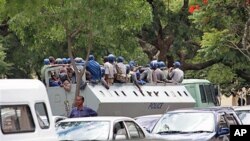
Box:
[56, 116, 155, 140]
[233, 105, 250, 124]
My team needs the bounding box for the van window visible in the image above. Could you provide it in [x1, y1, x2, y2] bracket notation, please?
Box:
[199, 85, 207, 103]
[35, 103, 50, 129]
[0, 105, 35, 134]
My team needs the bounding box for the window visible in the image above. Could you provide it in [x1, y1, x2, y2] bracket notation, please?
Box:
[35, 103, 50, 129]
[0, 105, 35, 134]
[199, 85, 207, 103]
[113, 121, 128, 140]
[225, 114, 238, 125]
[218, 115, 228, 129]
[125, 121, 145, 139]
[204, 85, 213, 103]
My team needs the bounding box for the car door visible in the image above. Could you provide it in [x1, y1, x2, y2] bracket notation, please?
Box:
[124, 121, 145, 140]
[113, 121, 129, 140]
[217, 114, 230, 141]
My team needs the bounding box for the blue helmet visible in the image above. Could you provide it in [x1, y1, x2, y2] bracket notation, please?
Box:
[67, 58, 71, 64]
[88, 55, 95, 61]
[62, 58, 67, 64]
[117, 56, 124, 63]
[44, 58, 50, 65]
[173, 61, 181, 68]
[158, 61, 166, 68]
[150, 60, 158, 69]
[108, 54, 115, 63]
[129, 60, 136, 67]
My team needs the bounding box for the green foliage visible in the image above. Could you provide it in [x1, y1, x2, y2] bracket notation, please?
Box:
[187, 0, 250, 87]
[0, 0, 152, 78]
[0, 41, 10, 75]
[207, 64, 235, 84]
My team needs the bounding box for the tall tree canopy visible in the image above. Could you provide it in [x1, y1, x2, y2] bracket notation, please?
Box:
[0, 0, 249, 91]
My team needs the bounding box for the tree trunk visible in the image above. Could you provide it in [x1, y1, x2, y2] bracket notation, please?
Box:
[158, 35, 174, 61]
[67, 35, 82, 97]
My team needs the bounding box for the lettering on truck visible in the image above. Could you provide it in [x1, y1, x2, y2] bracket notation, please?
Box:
[148, 103, 164, 109]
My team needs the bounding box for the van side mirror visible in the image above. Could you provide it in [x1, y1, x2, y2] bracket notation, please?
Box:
[218, 128, 229, 136]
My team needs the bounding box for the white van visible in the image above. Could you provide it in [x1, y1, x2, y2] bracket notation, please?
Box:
[0, 79, 58, 141]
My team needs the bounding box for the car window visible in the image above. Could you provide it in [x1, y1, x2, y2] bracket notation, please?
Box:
[135, 116, 160, 132]
[153, 112, 215, 133]
[35, 102, 50, 129]
[125, 121, 145, 139]
[57, 121, 110, 140]
[218, 115, 228, 128]
[225, 114, 238, 125]
[0, 105, 35, 134]
[113, 121, 128, 140]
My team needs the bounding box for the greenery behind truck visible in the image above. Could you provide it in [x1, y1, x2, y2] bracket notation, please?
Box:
[182, 79, 220, 108]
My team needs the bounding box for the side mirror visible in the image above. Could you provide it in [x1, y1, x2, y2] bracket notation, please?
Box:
[218, 128, 230, 136]
[143, 127, 151, 133]
[115, 135, 127, 140]
[146, 129, 151, 133]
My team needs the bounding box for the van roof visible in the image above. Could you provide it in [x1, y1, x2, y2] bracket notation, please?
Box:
[0, 79, 44, 90]
[0, 79, 48, 103]
[182, 79, 211, 84]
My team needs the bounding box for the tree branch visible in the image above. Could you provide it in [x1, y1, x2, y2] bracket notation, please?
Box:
[0, 18, 10, 36]
[137, 38, 158, 60]
[183, 58, 222, 70]
[181, 0, 189, 11]
[236, 70, 250, 82]
[70, 23, 84, 38]
[227, 40, 250, 61]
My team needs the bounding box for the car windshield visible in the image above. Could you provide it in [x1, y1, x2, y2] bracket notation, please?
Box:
[135, 116, 161, 131]
[56, 121, 110, 140]
[235, 110, 250, 124]
[152, 112, 215, 133]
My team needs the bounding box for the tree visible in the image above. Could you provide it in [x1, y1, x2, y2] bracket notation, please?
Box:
[0, 43, 10, 75]
[190, 0, 250, 84]
[2, 0, 152, 97]
[136, 0, 222, 70]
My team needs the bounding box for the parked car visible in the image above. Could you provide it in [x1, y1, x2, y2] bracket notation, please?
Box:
[40, 116, 67, 126]
[135, 114, 162, 132]
[150, 107, 242, 141]
[56, 116, 157, 140]
[233, 105, 250, 124]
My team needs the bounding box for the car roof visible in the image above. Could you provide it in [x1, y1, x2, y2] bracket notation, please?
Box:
[166, 106, 235, 114]
[135, 114, 162, 119]
[233, 105, 250, 111]
[59, 116, 134, 122]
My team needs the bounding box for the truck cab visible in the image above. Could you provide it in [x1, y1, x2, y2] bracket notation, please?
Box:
[182, 79, 220, 108]
[0, 79, 58, 141]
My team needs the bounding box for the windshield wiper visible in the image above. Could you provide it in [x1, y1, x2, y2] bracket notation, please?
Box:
[157, 130, 182, 134]
[183, 130, 213, 133]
